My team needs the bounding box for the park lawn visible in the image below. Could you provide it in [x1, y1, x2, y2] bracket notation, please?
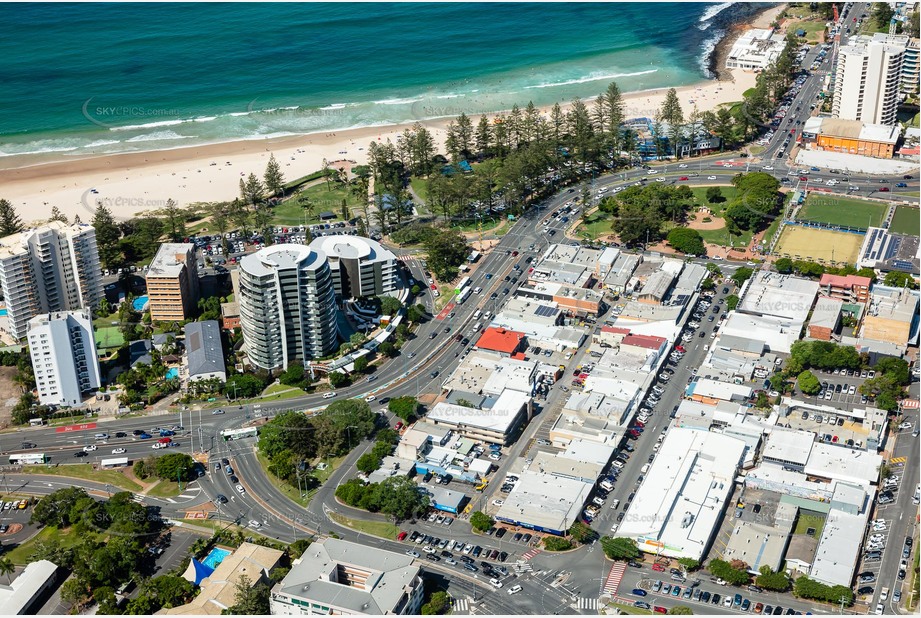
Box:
[328, 511, 401, 540]
[691, 185, 738, 216]
[605, 601, 652, 615]
[272, 181, 362, 225]
[794, 510, 826, 537]
[310, 454, 346, 485]
[890, 206, 920, 236]
[23, 464, 143, 493]
[697, 223, 754, 249]
[762, 213, 784, 248]
[577, 212, 614, 240]
[5, 526, 86, 565]
[409, 176, 429, 203]
[798, 195, 887, 230]
[789, 19, 828, 42]
[452, 217, 503, 233]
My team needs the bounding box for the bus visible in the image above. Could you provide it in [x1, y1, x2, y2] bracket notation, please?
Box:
[455, 277, 471, 295]
[456, 287, 472, 304]
[9, 453, 49, 465]
[467, 251, 481, 263]
[220, 426, 258, 441]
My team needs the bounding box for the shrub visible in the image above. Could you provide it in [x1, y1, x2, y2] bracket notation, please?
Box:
[543, 537, 574, 551]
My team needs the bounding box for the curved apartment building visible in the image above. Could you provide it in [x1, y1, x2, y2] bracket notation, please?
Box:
[309, 235, 397, 299]
[238, 245, 338, 371]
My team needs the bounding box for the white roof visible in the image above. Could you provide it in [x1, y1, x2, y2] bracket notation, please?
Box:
[810, 507, 870, 587]
[309, 234, 395, 264]
[738, 272, 819, 322]
[494, 471, 593, 534]
[148, 243, 194, 278]
[805, 443, 883, 487]
[691, 378, 753, 402]
[427, 389, 529, 434]
[616, 428, 747, 560]
[0, 560, 58, 614]
[762, 428, 816, 467]
[719, 312, 802, 354]
[560, 440, 616, 467]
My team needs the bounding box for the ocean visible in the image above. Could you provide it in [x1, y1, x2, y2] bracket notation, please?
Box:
[0, 2, 771, 160]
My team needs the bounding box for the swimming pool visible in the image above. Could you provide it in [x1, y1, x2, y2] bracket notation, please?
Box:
[132, 296, 149, 311]
[165, 367, 179, 380]
[201, 547, 231, 569]
[0, 309, 7, 316]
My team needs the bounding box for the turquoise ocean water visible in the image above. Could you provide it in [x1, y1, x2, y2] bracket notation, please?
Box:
[0, 2, 770, 160]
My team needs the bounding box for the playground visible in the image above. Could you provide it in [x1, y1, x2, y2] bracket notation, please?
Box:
[774, 225, 864, 265]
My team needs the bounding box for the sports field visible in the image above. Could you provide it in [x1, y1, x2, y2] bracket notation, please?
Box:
[889, 206, 920, 236]
[774, 226, 864, 265]
[95, 326, 124, 350]
[797, 195, 888, 230]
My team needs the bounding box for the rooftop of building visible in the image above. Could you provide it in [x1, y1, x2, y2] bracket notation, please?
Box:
[274, 538, 419, 615]
[27, 309, 92, 327]
[474, 327, 525, 354]
[813, 118, 901, 144]
[184, 320, 224, 377]
[809, 297, 844, 331]
[738, 272, 819, 321]
[308, 234, 396, 263]
[0, 220, 93, 259]
[494, 471, 594, 534]
[427, 389, 529, 434]
[240, 244, 327, 277]
[818, 273, 872, 289]
[148, 243, 195, 278]
[0, 559, 58, 615]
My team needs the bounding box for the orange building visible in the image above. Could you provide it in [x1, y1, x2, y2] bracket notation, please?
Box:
[803, 117, 900, 159]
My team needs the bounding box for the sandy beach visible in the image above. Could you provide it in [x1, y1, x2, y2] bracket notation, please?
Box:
[1, 7, 785, 225]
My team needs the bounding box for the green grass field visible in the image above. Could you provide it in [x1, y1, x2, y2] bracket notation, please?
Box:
[697, 225, 754, 249]
[798, 195, 887, 230]
[890, 206, 920, 236]
[691, 185, 739, 216]
[272, 181, 363, 225]
[94, 326, 124, 350]
[576, 212, 614, 240]
[22, 464, 143, 492]
[328, 511, 401, 540]
[5, 526, 85, 565]
[794, 510, 827, 537]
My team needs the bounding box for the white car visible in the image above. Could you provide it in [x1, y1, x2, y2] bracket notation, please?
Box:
[248, 520, 261, 528]
[323, 392, 336, 399]
[365, 395, 376, 402]
[507, 585, 523, 595]
[762, 166, 773, 171]
[707, 175, 717, 180]
[899, 421, 914, 430]
[648, 169, 659, 174]
[83, 445, 97, 452]
[492, 499, 504, 506]
[678, 164, 688, 168]
[423, 545, 436, 554]
[111, 448, 126, 454]
[655, 177, 666, 182]
[235, 484, 245, 494]
[489, 578, 504, 589]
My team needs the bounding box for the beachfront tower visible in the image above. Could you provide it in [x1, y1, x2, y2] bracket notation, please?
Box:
[238, 244, 339, 371]
[27, 309, 101, 407]
[0, 221, 103, 341]
[833, 33, 907, 125]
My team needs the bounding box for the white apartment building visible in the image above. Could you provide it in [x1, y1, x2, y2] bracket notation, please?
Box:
[0, 221, 103, 341]
[27, 310, 101, 407]
[238, 244, 339, 371]
[308, 235, 397, 299]
[833, 33, 908, 125]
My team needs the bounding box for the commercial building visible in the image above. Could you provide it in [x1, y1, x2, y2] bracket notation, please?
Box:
[833, 33, 909, 125]
[517, 281, 604, 316]
[860, 286, 919, 350]
[473, 327, 526, 356]
[817, 273, 872, 303]
[309, 235, 397, 299]
[146, 243, 200, 322]
[856, 227, 920, 274]
[426, 389, 531, 446]
[238, 245, 339, 371]
[0, 560, 59, 615]
[725, 28, 787, 70]
[270, 538, 424, 616]
[27, 310, 101, 407]
[163, 542, 284, 615]
[183, 320, 226, 384]
[807, 297, 843, 341]
[636, 270, 675, 305]
[615, 428, 747, 560]
[494, 471, 594, 536]
[723, 502, 797, 575]
[0, 221, 103, 341]
[801, 117, 901, 158]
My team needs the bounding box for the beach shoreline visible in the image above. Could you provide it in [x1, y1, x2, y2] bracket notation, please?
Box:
[2, 6, 785, 225]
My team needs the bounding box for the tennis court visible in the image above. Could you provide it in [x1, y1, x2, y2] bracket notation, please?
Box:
[95, 326, 125, 350]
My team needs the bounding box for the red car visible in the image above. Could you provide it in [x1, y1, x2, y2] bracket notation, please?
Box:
[879, 187, 890, 192]
[512, 250, 519, 256]
[679, 176, 689, 181]
[397, 531, 408, 541]
[675, 345, 686, 353]
[652, 564, 666, 572]
[799, 176, 808, 181]
[654, 606, 668, 614]
[634, 421, 646, 428]
[395, 421, 404, 431]
[430, 283, 437, 290]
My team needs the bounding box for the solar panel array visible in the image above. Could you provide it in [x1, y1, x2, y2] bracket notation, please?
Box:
[534, 305, 559, 318]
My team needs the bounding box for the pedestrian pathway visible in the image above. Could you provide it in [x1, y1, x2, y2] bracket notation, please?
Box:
[576, 597, 599, 610]
[452, 598, 469, 612]
[522, 548, 541, 560]
[602, 561, 627, 596]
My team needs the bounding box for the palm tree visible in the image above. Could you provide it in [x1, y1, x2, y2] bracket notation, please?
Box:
[0, 556, 15, 584]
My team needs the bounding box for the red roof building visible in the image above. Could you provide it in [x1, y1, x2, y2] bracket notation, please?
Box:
[818, 273, 871, 303]
[620, 334, 667, 352]
[474, 327, 526, 356]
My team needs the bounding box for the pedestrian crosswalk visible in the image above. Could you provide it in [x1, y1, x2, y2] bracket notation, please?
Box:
[576, 597, 599, 610]
[522, 548, 541, 560]
[452, 598, 469, 612]
[602, 561, 626, 596]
